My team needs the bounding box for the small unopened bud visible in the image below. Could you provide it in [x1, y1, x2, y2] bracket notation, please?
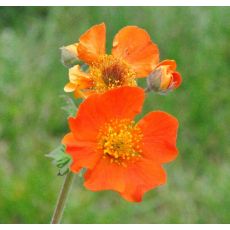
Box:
[146, 68, 162, 92]
[60, 44, 78, 68]
[146, 60, 182, 94]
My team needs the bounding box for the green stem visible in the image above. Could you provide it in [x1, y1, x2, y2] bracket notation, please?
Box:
[51, 172, 75, 224]
[144, 87, 151, 93]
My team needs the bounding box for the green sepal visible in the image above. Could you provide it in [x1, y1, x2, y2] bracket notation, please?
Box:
[46, 145, 72, 176]
[60, 46, 79, 68]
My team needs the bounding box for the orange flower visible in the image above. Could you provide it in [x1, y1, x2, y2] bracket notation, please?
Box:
[147, 60, 182, 93]
[64, 23, 159, 98]
[62, 87, 179, 202]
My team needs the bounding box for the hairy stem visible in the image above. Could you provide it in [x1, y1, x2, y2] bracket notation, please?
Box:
[51, 172, 75, 224]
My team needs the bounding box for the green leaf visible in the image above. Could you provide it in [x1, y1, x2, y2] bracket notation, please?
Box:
[46, 145, 72, 176]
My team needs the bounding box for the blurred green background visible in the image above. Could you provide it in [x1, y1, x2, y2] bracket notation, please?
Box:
[0, 7, 230, 224]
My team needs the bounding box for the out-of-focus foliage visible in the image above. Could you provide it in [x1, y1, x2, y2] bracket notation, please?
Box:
[0, 7, 230, 223]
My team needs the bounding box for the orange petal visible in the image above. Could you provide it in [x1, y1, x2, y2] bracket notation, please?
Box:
[172, 72, 182, 88]
[157, 59, 177, 71]
[69, 65, 93, 89]
[97, 86, 144, 120]
[64, 82, 76, 92]
[62, 133, 100, 172]
[84, 157, 125, 192]
[69, 86, 144, 142]
[62, 133, 81, 172]
[77, 23, 106, 64]
[120, 158, 166, 202]
[112, 26, 159, 77]
[152, 60, 181, 91]
[68, 115, 99, 142]
[137, 111, 179, 164]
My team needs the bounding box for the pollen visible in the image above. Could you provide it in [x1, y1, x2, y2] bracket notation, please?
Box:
[97, 119, 143, 166]
[90, 55, 137, 93]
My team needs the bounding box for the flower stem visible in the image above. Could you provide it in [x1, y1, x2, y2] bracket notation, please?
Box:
[144, 87, 151, 93]
[51, 172, 75, 224]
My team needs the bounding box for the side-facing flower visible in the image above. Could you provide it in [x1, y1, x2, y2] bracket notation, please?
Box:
[146, 60, 182, 94]
[63, 23, 159, 98]
[62, 87, 179, 202]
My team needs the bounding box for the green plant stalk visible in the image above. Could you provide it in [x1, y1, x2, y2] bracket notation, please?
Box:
[51, 172, 75, 224]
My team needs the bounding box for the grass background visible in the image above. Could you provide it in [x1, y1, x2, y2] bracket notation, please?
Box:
[0, 7, 230, 224]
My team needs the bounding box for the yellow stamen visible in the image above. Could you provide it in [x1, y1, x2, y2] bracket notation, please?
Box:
[90, 54, 137, 93]
[97, 119, 143, 165]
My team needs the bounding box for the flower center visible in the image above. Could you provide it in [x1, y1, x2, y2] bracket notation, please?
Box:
[97, 119, 143, 166]
[90, 55, 137, 93]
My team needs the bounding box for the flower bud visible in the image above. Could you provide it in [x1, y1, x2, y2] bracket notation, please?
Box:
[146, 60, 182, 94]
[60, 44, 78, 68]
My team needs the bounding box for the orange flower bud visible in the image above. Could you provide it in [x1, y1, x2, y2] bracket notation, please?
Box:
[147, 60, 182, 94]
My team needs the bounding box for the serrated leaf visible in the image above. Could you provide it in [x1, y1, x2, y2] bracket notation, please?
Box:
[46, 145, 72, 176]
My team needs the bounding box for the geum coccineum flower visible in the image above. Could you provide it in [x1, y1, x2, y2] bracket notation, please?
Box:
[146, 60, 182, 94]
[62, 87, 179, 202]
[63, 23, 159, 98]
